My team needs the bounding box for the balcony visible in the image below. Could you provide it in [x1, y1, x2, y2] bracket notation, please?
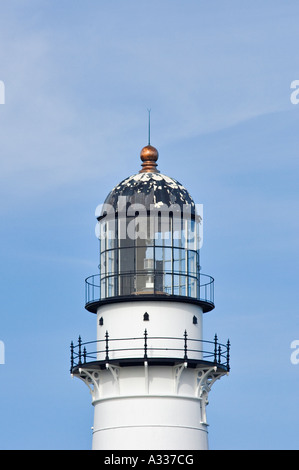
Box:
[70, 330, 230, 373]
[85, 272, 215, 313]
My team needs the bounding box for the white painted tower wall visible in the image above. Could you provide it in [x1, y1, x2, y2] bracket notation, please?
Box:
[74, 300, 225, 450]
[96, 300, 203, 361]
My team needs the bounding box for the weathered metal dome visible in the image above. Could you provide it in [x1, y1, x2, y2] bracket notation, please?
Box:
[102, 145, 196, 215]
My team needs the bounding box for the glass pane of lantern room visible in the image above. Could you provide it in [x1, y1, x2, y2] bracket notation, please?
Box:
[155, 246, 172, 294]
[196, 205, 203, 251]
[162, 223, 172, 247]
[164, 273, 172, 295]
[188, 250, 197, 276]
[133, 216, 150, 293]
[136, 246, 147, 293]
[154, 213, 172, 246]
[100, 251, 106, 278]
[173, 248, 186, 274]
[181, 219, 187, 249]
[143, 246, 154, 292]
[108, 274, 115, 297]
[164, 247, 172, 273]
[101, 277, 106, 299]
[98, 220, 106, 244]
[135, 216, 148, 245]
[119, 245, 135, 296]
[189, 219, 196, 250]
[173, 273, 186, 297]
[107, 218, 116, 250]
[155, 247, 172, 271]
[172, 212, 182, 248]
[139, 246, 154, 273]
[188, 275, 197, 298]
[107, 249, 116, 297]
[108, 248, 115, 275]
[99, 221, 107, 252]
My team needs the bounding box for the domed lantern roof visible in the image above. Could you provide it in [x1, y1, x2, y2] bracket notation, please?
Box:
[100, 144, 196, 217]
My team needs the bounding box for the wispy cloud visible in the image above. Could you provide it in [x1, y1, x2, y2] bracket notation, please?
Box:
[0, 1, 298, 206]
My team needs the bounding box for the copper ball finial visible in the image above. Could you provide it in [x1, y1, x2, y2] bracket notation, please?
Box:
[139, 145, 159, 173]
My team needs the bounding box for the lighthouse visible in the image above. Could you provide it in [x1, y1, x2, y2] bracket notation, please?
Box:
[70, 142, 230, 450]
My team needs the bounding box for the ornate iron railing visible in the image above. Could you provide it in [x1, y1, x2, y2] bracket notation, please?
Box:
[70, 330, 230, 372]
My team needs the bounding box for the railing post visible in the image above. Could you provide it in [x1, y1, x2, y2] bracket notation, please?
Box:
[83, 347, 87, 364]
[218, 344, 221, 364]
[78, 336, 82, 365]
[227, 339, 230, 372]
[184, 330, 188, 361]
[105, 330, 109, 362]
[214, 334, 218, 363]
[144, 329, 148, 360]
[70, 341, 74, 371]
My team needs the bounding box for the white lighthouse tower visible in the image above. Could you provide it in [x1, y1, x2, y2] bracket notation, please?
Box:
[70, 142, 230, 450]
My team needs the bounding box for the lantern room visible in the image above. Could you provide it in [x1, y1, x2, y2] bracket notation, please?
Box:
[85, 145, 214, 313]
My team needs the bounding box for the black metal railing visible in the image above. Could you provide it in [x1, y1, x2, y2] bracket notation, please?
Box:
[70, 330, 230, 372]
[85, 272, 214, 308]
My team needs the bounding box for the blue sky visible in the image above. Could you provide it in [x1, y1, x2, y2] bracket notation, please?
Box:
[0, 1, 298, 449]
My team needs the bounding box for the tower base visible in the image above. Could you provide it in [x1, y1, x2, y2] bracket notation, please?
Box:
[73, 363, 227, 450]
[92, 395, 209, 450]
